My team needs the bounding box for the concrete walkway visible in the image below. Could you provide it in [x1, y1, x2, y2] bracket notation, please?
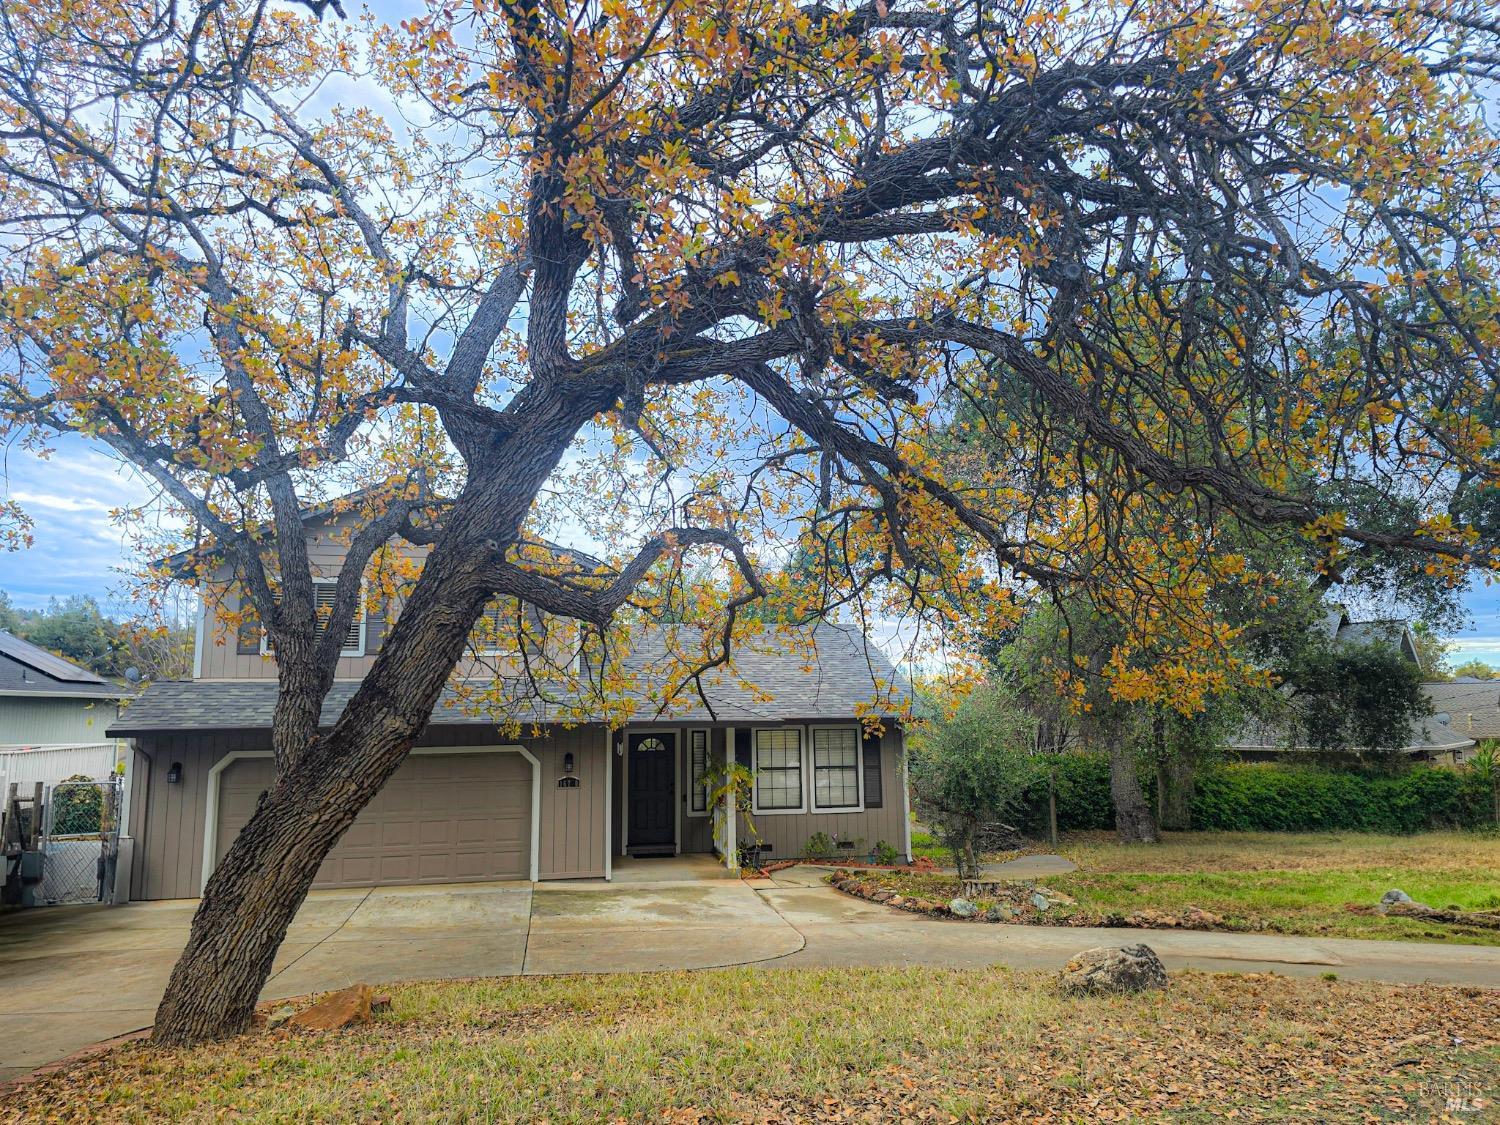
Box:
[1, 861, 1497, 1081]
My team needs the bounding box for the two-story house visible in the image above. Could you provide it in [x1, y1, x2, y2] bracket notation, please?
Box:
[108, 504, 913, 900]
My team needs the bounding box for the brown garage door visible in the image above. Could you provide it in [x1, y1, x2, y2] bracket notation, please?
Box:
[215, 751, 532, 887]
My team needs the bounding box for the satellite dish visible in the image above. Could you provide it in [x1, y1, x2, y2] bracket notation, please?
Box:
[124, 666, 142, 684]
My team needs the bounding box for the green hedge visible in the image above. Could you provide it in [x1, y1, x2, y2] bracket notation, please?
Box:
[1015, 754, 1495, 835]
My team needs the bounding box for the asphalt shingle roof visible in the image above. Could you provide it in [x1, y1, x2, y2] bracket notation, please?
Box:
[1228, 711, 1474, 756]
[1422, 681, 1500, 742]
[109, 623, 911, 734]
[0, 631, 126, 699]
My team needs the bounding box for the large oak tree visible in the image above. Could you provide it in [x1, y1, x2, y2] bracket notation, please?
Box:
[1, 0, 1497, 1043]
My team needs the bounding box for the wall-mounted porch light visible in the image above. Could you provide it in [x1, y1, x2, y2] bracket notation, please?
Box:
[166, 762, 183, 784]
[563, 751, 575, 775]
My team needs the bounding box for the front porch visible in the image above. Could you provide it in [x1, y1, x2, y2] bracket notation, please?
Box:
[605, 854, 740, 883]
[611, 724, 737, 871]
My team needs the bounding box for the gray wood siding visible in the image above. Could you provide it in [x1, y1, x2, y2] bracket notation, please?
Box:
[734, 728, 907, 862]
[532, 725, 608, 879]
[195, 512, 562, 683]
[609, 724, 909, 862]
[128, 733, 246, 901]
[126, 722, 610, 900]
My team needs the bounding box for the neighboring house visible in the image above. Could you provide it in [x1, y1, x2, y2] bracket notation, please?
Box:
[1420, 679, 1500, 746]
[108, 507, 912, 902]
[0, 630, 128, 751]
[1228, 608, 1475, 762]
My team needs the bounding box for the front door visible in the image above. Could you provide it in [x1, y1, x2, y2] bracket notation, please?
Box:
[628, 732, 676, 851]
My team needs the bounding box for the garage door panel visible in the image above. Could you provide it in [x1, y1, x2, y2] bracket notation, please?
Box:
[215, 751, 531, 888]
[342, 823, 381, 849]
[381, 788, 419, 814]
[456, 817, 499, 844]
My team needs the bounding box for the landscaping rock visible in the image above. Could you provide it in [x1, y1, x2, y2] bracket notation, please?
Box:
[263, 1003, 297, 1030]
[1179, 906, 1222, 930]
[949, 897, 978, 918]
[870, 889, 894, 903]
[1031, 891, 1051, 912]
[1379, 888, 1433, 912]
[287, 984, 376, 1032]
[1059, 944, 1169, 996]
[984, 904, 1015, 922]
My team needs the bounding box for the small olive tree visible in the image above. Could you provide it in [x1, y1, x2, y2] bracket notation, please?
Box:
[910, 689, 1041, 880]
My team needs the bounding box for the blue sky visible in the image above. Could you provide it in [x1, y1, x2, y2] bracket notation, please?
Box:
[2, 432, 1499, 665]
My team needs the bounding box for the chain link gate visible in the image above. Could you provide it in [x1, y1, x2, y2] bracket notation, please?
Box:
[40, 778, 122, 905]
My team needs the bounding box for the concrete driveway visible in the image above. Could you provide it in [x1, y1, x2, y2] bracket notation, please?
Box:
[2, 859, 1498, 1081]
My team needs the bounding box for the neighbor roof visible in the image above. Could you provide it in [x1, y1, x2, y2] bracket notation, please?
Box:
[1228, 711, 1474, 757]
[0, 631, 125, 700]
[109, 623, 911, 734]
[1422, 681, 1500, 742]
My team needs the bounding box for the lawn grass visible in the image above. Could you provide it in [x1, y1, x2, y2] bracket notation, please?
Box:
[7, 968, 1496, 1122]
[892, 830, 1500, 944]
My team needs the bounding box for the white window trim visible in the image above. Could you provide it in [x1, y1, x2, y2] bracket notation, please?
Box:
[809, 723, 865, 814]
[685, 728, 712, 818]
[192, 597, 206, 680]
[750, 725, 808, 816]
[200, 743, 541, 892]
[260, 577, 367, 659]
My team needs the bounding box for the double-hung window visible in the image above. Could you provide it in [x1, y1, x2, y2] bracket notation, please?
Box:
[812, 727, 861, 811]
[753, 728, 804, 812]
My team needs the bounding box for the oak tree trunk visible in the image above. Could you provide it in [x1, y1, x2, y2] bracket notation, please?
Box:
[152, 419, 589, 1044]
[1160, 755, 1195, 831]
[1108, 733, 1159, 845]
[152, 548, 495, 1044]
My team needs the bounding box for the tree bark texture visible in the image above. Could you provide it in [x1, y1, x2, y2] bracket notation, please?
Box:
[152, 417, 587, 1045]
[1108, 732, 1160, 845]
[1159, 755, 1195, 831]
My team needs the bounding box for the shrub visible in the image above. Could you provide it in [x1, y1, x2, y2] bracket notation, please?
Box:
[800, 831, 835, 860]
[1012, 752, 1114, 835]
[909, 690, 1041, 877]
[1017, 757, 1495, 835]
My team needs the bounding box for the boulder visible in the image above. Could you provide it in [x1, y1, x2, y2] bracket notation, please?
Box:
[287, 984, 376, 1032]
[1059, 944, 1168, 996]
[949, 897, 979, 918]
[984, 904, 1014, 923]
[1030, 891, 1051, 912]
[1379, 888, 1432, 912]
